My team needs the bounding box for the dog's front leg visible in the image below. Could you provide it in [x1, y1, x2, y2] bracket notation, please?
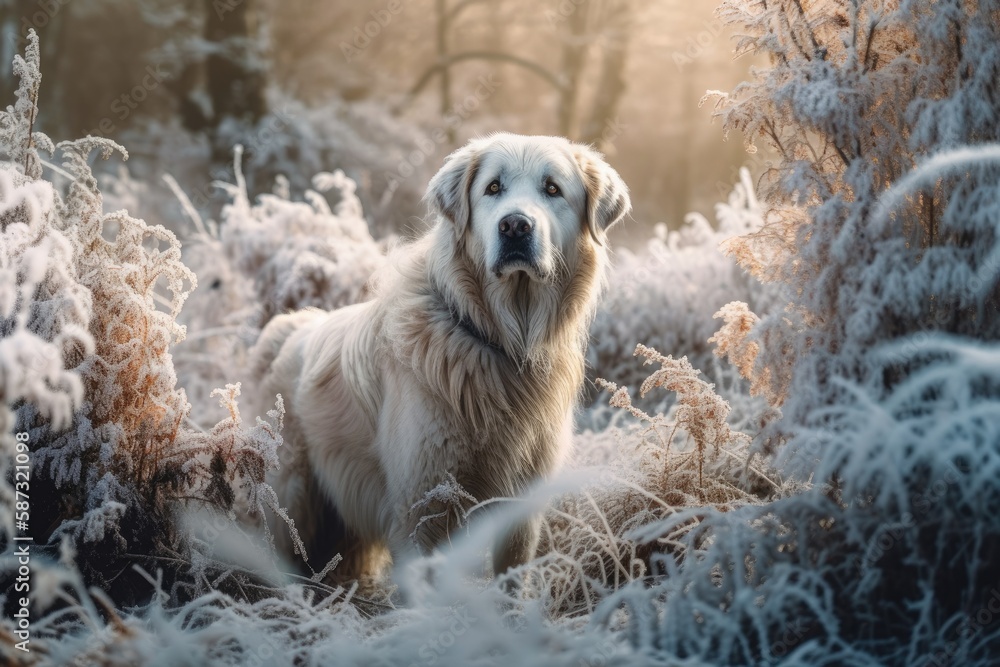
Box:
[390, 494, 456, 560]
[387, 515, 420, 565]
[492, 515, 541, 575]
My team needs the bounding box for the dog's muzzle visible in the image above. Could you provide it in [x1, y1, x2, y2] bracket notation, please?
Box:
[496, 213, 536, 272]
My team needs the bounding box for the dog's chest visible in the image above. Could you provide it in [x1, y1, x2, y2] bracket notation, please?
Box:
[419, 382, 567, 495]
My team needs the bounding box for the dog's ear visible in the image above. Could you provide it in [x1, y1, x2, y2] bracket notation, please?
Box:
[426, 143, 480, 235]
[572, 144, 631, 244]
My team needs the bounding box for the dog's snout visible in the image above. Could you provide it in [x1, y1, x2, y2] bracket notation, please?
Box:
[499, 214, 532, 240]
[495, 211, 539, 276]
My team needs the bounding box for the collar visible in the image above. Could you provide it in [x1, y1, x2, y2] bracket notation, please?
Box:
[442, 298, 505, 355]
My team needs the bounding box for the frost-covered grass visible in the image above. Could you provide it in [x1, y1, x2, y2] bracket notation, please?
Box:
[5, 0, 1000, 663]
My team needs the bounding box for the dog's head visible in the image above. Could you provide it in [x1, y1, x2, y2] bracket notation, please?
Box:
[426, 133, 630, 283]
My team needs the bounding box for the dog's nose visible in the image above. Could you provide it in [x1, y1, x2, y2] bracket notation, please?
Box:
[499, 214, 532, 239]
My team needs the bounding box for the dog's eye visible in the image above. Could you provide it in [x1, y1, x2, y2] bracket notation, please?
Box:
[486, 180, 501, 195]
[545, 182, 561, 197]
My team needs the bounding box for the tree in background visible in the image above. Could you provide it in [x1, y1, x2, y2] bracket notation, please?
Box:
[1, 0, 267, 161]
[565, 0, 633, 148]
[404, 0, 636, 150]
[141, 0, 268, 160]
[1, 0, 157, 139]
[202, 0, 267, 160]
[3, 0, 756, 232]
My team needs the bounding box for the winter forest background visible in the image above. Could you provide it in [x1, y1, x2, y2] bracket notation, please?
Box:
[2, 0, 1000, 665]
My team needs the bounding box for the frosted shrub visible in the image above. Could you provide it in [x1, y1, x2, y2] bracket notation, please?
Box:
[170, 148, 387, 428]
[532, 344, 775, 619]
[706, 0, 1000, 432]
[210, 93, 433, 230]
[215, 148, 386, 328]
[114, 90, 432, 238]
[0, 34, 289, 604]
[0, 34, 94, 538]
[590, 337, 1000, 665]
[660, 0, 1000, 662]
[596, 344, 752, 489]
[586, 168, 777, 427]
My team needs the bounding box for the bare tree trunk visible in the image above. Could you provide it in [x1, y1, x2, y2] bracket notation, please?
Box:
[556, 1, 590, 138]
[204, 0, 267, 160]
[577, 0, 633, 150]
[672, 58, 695, 225]
[436, 0, 454, 142]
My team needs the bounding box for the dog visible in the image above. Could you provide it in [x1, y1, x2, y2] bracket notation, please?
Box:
[250, 133, 630, 580]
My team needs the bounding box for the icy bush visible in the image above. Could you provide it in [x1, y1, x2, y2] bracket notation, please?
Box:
[209, 93, 432, 232]
[664, 0, 1000, 662]
[0, 34, 94, 538]
[0, 33, 289, 604]
[113, 89, 434, 238]
[706, 0, 1000, 435]
[215, 147, 386, 328]
[169, 148, 387, 427]
[585, 168, 778, 428]
[592, 336, 1000, 665]
[530, 343, 776, 619]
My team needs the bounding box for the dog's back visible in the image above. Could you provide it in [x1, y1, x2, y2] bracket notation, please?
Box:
[249, 309, 324, 384]
[248, 308, 327, 566]
[250, 304, 391, 578]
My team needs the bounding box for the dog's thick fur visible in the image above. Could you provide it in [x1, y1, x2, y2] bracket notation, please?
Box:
[251, 133, 630, 579]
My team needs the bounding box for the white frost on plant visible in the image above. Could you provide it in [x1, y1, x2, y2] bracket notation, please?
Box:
[586, 167, 775, 430]
[218, 154, 386, 327]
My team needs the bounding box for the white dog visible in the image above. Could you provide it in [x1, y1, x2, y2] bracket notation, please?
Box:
[250, 133, 630, 579]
